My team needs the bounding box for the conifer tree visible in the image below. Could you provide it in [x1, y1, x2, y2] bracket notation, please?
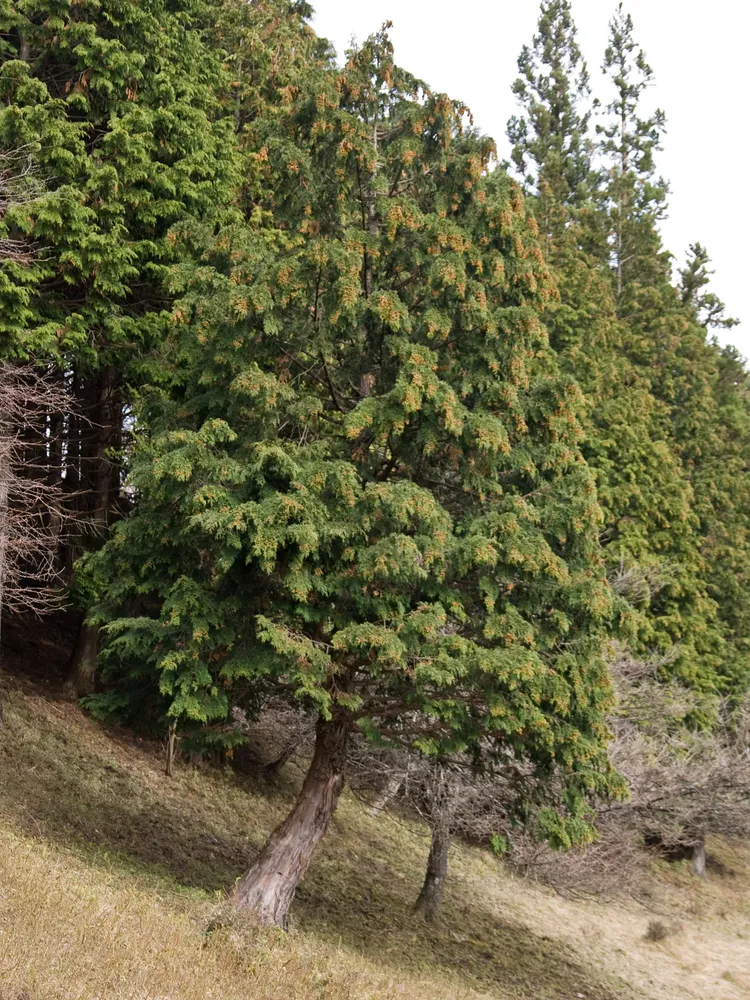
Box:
[595, 9, 745, 695]
[0, 0, 237, 690]
[597, 2, 668, 299]
[505, 2, 702, 687]
[88, 31, 623, 927]
[679, 243, 739, 332]
[507, 0, 592, 241]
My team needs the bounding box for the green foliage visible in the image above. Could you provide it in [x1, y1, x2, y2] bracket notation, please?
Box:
[508, 0, 750, 699]
[596, 2, 668, 297]
[507, 0, 592, 225]
[0, 0, 237, 364]
[4, 0, 748, 864]
[87, 29, 623, 812]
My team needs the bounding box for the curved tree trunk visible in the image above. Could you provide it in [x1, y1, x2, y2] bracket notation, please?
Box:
[232, 714, 349, 928]
[64, 620, 99, 698]
[414, 824, 451, 922]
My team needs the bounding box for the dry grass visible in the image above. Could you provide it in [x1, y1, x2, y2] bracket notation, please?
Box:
[1, 675, 749, 1000]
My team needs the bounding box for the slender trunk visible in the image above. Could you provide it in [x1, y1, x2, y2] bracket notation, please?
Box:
[64, 620, 99, 698]
[93, 366, 117, 532]
[232, 715, 349, 928]
[414, 823, 451, 922]
[616, 94, 627, 303]
[369, 773, 402, 817]
[165, 722, 177, 777]
[692, 839, 706, 878]
[414, 766, 456, 922]
[262, 742, 297, 779]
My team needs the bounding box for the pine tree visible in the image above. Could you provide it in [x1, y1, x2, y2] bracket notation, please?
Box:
[88, 30, 623, 927]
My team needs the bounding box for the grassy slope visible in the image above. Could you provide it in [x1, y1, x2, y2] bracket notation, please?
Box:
[0, 675, 749, 1000]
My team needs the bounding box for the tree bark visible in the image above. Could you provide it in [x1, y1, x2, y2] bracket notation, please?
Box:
[232, 714, 349, 928]
[414, 823, 451, 922]
[692, 839, 707, 878]
[414, 765, 456, 923]
[65, 366, 121, 695]
[165, 722, 177, 777]
[369, 773, 402, 817]
[261, 742, 297, 779]
[64, 620, 99, 698]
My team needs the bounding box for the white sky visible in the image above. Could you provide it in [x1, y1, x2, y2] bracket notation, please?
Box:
[312, 0, 748, 356]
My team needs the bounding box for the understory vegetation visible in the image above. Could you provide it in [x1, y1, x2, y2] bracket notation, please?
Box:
[1, 0, 749, 994]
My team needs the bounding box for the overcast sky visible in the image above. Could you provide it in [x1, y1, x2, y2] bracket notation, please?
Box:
[311, 0, 748, 356]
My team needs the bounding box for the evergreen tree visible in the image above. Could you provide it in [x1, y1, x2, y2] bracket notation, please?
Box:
[88, 31, 623, 927]
[595, 8, 746, 695]
[0, 0, 238, 690]
[507, 0, 592, 241]
[679, 243, 739, 332]
[597, 2, 668, 299]
[505, 2, 708, 690]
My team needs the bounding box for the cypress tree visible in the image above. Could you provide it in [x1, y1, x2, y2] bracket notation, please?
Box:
[595, 8, 743, 696]
[678, 243, 739, 333]
[597, 2, 668, 300]
[507, 0, 592, 243]
[88, 30, 623, 927]
[505, 1, 703, 689]
[0, 0, 237, 690]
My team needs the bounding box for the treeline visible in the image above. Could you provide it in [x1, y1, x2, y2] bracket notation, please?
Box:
[1, 0, 749, 928]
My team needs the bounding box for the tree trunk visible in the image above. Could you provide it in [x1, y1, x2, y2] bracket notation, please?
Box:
[64, 366, 120, 695]
[64, 620, 99, 698]
[692, 839, 707, 878]
[414, 823, 451, 922]
[369, 773, 402, 817]
[232, 715, 349, 928]
[262, 742, 297, 779]
[92, 365, 118, 533]
[414, 765, 456, 923]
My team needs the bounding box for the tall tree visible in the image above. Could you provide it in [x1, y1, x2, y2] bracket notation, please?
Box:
[87, 30, 623, 928]
[507, 0, 592, 243]
[597, 2, 668, 299]
[595, 9, 747, 696]
[505, 2, 709, 691]
[0, 0, 238, 691]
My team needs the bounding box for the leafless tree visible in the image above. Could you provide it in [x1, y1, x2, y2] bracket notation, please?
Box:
[606, 646, 750, 876]
[0, 363, 73, 650]
[508, 645, 750, 897]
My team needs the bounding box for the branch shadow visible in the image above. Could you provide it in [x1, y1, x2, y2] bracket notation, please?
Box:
[0, 680, 626, 1000]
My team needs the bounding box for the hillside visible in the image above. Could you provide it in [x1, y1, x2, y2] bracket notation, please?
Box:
[1, 673, 749, 1000]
